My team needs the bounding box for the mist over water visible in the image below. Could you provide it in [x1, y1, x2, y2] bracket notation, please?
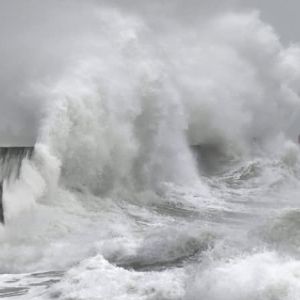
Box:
[1, 1, 300, 299]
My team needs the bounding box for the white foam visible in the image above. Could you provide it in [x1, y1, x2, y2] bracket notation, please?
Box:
[187, 252, 300, 300]
[46, 255, 186, 300]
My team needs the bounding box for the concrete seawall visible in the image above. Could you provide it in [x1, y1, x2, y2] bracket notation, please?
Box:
[0, 147, 34, 224]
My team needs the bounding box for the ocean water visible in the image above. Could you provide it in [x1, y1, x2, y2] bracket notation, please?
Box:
[1, 1, 300, 299]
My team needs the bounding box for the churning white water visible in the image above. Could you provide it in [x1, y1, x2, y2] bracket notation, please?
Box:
[1, 1, 300, 299]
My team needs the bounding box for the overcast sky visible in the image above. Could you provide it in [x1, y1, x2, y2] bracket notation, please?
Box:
[243, 0, 300, 44]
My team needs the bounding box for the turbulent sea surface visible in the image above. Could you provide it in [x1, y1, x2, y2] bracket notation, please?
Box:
[2, 1, 300, 299]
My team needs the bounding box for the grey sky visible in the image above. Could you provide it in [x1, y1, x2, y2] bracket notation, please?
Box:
[243, 0, 300, 44]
